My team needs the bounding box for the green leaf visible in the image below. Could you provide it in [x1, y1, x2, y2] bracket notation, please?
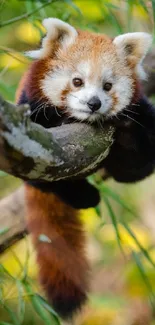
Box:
[100, 4, 123, 34]
[0, 322, 12, 325]
[0, 264, 15, 281]
[23, 281, 61, 325]
[95, 204, 101, 217]
[139, 0, 149, 13]
[132, 251, 155, 310]
[100, 185, 138, 218]
[151, 0, 155, 25]
[90, 294, 126, 308]
[0, 81, 16, 100]
[16, 280, 25, 324]
[2, 304, 20, 325]
[0, 286, 4, 303]
[122, 222, 155, 268]
[132, 251, 154, 294]
[103, 1, 119, 10]
[0, 227, 9, 236]
[64, 0, 82, 15]
[21, 236, 30, 281]
[36, 295, 61, 325]
[0, 171, 7, 177]
[103, 196, 125, 255]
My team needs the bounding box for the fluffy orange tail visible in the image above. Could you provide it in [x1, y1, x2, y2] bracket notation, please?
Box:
[25, 184, 89, 319]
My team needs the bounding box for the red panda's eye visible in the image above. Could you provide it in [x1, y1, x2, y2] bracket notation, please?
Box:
[103, 82, 112, 91]
[73, 78, 83, 87]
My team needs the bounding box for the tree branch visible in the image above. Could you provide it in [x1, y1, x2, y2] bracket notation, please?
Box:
[0, 187, 26, 253]
[0, 95, 114, 182]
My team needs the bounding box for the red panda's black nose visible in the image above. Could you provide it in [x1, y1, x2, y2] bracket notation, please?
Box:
[87, 96, 101, 112]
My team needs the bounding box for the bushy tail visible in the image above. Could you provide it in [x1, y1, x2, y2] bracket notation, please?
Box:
[25, 184, 89, 319]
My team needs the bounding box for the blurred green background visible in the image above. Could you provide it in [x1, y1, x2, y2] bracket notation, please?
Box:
[1, 1, 155, 324]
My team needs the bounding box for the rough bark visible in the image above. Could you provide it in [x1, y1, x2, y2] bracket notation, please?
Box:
[0, 95, 114, 181]
[0, 187, 26, 253]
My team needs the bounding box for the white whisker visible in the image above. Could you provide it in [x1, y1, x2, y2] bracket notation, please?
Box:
[44, 107, 49, 120]
[120, 112, 144, 128]
[124, 108, 139, 115]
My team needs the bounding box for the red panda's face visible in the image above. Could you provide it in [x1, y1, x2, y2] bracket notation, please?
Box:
[41, 50, 133, 122]
[27, 18, 152, 122]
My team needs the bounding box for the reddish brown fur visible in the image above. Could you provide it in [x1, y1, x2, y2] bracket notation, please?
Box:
[22, 59, 51, 100]
[25, 184, 89, 318]
[111, 93, 118, 112]
[61, 83, 71, 103]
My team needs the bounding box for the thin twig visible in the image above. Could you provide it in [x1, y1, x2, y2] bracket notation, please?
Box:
[0, 0, 56, 28]
[0, 230, 28, 254]
[0, 46, 29, 64]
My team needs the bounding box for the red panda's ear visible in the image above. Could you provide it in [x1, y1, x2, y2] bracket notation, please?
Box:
[113, 32, 152, 79]
[26, 18, 78, 59]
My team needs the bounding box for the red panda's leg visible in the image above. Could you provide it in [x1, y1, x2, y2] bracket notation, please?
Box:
[25, 184, 89, 319]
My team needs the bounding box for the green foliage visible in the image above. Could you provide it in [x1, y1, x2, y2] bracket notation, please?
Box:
[93, 175, 155, 315]
[0, 253, 61, 325]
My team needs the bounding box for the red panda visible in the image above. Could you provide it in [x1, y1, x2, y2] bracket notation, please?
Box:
[16, 18, 153, 319]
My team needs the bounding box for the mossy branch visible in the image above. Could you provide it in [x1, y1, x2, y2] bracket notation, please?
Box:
[0, 95, 114, 182]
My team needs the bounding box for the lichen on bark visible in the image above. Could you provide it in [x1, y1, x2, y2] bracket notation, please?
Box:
[0, 95, 114, 181]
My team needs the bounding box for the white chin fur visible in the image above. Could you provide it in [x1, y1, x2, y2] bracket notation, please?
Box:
[69, 110, 102, 122]
[70, 110, 91, 121]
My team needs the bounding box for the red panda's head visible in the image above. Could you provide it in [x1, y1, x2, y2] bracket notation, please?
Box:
[27, 18, 152, 122]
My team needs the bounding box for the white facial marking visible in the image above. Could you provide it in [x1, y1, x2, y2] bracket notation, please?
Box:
[41, 69, 69, 106]
[42, 58, 134, 122]
[111, 76, 133, 115]
[66, 60, 133, 121]
[113, 32, 152, 80]
[76, 61, 91, 78]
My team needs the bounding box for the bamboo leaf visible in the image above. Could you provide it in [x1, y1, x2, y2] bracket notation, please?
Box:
[122, 222, 155, 268]
[151, 0, 155, 25]
[132, 251, 155, 310]
[16, 280, 25, 324]
[23, 281, 61, 325]
[2, 304, 20, 325]
[64, 0, 82, 15]
[103, 196, 125, 255]
[36, 295, 61, 325]
[100, 185, 138, 218]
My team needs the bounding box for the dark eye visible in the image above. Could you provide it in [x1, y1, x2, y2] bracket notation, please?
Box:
[73, 78, 83, 87]
[103, 82, 112, 91]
